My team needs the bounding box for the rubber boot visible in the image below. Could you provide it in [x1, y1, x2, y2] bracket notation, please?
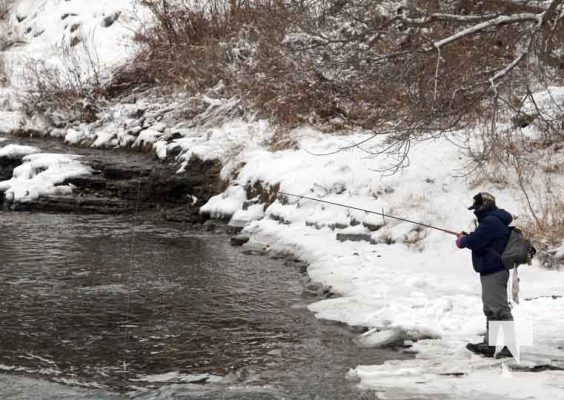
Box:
[466, 342, 495, 357]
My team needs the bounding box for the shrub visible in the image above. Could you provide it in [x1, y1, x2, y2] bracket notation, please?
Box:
[518, 186, 564, 269]
[122, 0, 564, 136]
[20, 38, 106, 124]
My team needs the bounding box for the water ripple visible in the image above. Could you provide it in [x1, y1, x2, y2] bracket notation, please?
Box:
[0, 212, 403, 399]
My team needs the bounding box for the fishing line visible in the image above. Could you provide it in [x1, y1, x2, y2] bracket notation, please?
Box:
[278, 191, 459, 236]
[122, 170, 143, 373]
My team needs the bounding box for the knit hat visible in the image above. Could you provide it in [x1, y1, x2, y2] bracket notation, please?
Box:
[468, 192, 496, 210]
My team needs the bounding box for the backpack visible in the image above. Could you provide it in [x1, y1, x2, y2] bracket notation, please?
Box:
[490, 227, 536, 269]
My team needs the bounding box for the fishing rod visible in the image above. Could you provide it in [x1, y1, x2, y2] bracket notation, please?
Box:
[278, 191, 459, 236]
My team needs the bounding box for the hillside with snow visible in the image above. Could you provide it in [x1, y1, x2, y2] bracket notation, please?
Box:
[0, 0, 563, 399]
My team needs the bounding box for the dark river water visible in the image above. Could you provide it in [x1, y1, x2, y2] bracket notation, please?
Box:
[0, 212, 404, 399]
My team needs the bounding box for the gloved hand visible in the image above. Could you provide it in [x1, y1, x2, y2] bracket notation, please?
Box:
[455, 232, 467, 249]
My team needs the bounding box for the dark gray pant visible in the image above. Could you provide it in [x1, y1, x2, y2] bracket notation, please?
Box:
[480, 269, 513, 345]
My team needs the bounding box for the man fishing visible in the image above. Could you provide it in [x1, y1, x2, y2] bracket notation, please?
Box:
[456, 192, 513, 358]
[280, 190, 521, 358]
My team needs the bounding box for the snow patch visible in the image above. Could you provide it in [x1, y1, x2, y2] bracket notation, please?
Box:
[0, 111, 25, 134]
[0, 144, 40, 158]
[6, 0, 152, 88]
[0, 153, 91, 202]
[523, 86, 564, 120]
[133, 372, 222, 384]
[231, 202, 265, 223]
[200, 185, 247, 219]
[134, 129, 161, 148]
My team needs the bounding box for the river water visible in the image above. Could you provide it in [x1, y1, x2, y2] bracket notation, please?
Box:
[0, 212, 406, 399]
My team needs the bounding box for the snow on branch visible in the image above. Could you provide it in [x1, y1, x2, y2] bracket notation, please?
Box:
[400, 12, 499, 25]
[434, 14, 542, 49]
[431, 0, 563, 49]
[490, 52, 527, 85]
[429, 0, 563, 100]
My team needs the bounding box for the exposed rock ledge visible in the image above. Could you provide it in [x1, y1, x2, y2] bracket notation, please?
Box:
[0, 136, 223, 223]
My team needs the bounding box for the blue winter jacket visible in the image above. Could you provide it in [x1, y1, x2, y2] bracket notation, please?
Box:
[459, 206, 512, 275]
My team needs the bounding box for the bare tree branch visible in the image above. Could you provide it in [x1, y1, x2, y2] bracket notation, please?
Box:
[434, 14, 542, 49]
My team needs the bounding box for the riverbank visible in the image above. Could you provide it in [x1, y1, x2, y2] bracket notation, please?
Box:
[0, 133, 223, 222]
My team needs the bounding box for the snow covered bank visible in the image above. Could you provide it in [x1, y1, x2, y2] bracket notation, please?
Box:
[199, 127, 564, 399]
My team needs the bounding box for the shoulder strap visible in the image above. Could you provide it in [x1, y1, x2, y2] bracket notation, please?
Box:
[487, 225, 511, 257]
[487, 226, 513, 268]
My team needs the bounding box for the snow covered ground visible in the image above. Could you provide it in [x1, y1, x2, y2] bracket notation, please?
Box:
[0, 0, 563, 398]
[4, 0, 148, 88]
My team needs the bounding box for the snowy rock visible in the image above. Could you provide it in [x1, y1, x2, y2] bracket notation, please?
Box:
[269, 213, 292, 225]
[153, 140, 168, 160]
[231, 203, 265, 223]
[0, 144, 40, 158]
[305, 220, 325, 230]
[0, 153, 91, 203]
[226, 219, 246, 235]
[354, 328, 408, 348]
[49, 128, 67, 138]
[389, 222, 418, 243]
[118, 133, 136, 147]
[200, 185, 247, 220]
[142, 118, 155, 129]
[133, 129, 161, 148]
[336, 223, 372, 242]
[65, 127, 90, 145]
[362, 222, 385, 232]
[0, 143, 31, 183]
[354, 326, 440, 349]
[328, 222, 350, 230]
[241, 242, 268, 255]
[150, 122, 167, 133]
[170, 127, 191, 137]
[92, 127, 117, 148]
[230, 234, 250, 246]
[336, 233, 372, 242]
[127, 126, 143, 136]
